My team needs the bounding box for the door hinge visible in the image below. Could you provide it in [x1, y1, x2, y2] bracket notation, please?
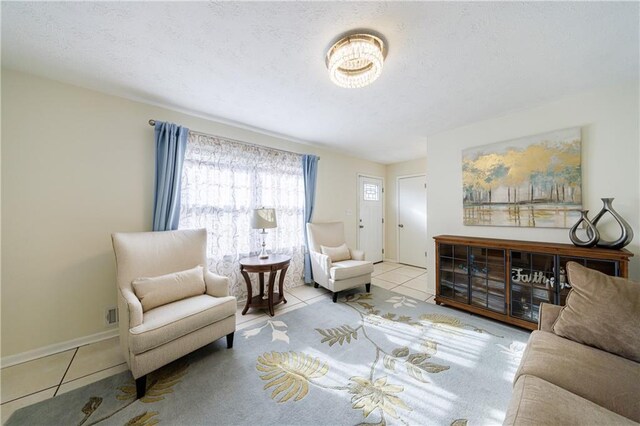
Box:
[425, 251, 427, 257]
[424, 183, 426, 188]
[382, 187, 384, 193]
[382, 218, 384, 224]
[382, 248, 385, 254]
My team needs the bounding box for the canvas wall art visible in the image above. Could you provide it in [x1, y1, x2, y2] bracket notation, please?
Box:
[462, 127, 582, 228]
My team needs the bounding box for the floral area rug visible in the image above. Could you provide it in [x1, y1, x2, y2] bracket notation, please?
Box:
[7, 287, 529, 426]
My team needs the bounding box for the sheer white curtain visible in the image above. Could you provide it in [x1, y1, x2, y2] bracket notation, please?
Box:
[179, 132, 305, 299]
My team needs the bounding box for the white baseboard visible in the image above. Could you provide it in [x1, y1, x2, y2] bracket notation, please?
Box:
[383, 257, 398, 263]
[1, 328, 119, 368]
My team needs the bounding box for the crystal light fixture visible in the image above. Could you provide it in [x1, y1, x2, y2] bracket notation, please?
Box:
[326, 33, 386, 89]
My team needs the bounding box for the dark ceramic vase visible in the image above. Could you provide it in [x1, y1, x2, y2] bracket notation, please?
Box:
[569, 210, 599, 248]
[588, 198, 634, 250]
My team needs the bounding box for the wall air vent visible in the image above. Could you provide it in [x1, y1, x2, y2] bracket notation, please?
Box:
[105, 307, 118, 325]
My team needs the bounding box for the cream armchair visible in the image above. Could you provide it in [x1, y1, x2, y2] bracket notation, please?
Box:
[111, 229, 236, 398]
[306, 222, 374, 302]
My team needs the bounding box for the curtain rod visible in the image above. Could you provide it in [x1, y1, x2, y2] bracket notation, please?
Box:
[148, 119, 319, 160]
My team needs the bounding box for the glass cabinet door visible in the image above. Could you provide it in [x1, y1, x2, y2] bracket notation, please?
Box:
[557, 257, 618, 305]
[438, 244, 469, 303]
[510, 251, 555, 323]
[438, 244, 455, 299]
[470, 247, 506, 313]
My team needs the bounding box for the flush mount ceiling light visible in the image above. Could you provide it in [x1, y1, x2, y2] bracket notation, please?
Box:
[326, 33, 386, 89]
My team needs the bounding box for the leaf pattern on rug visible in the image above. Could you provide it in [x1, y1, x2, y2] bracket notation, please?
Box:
[451, 419, 468, 426]
[256, 351, 329, 403]
[315, 325, 359, 346]
[78, 396, 102, 426]
[356, 421, 386, 426]
[243, 320, 290, 343]
[348, 376, 411, 419]
[419, 313, 503, 337]
[379, 312, 420, 327]
[117, 360, 188, 403]
[124, 411, 159, 426]
[385, 295, 418, 309]
[382, 341, 449, 383]
[383, 346, 410, 372]
[345, 293, 374, 303]
[497, 341, 527, 361]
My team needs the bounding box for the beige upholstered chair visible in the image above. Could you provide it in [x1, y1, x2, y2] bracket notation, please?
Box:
[306, 222, 374, 302]
[111, 229, 236, 398]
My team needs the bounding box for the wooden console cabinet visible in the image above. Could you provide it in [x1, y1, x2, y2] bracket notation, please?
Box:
[434, 235, 633, 330]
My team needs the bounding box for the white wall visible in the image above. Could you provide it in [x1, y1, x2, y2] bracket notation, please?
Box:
[426, 82, 640, 293]
[384, 158, 427, 262]
[1, 69, 385, 357]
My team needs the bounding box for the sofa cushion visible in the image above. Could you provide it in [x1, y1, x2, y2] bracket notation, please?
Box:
[504, 374, 637, 426]
[321, 243, 352, 262]
[129, 294, 236, 354]
[553, 262, 640, 362]
[515, 330, 640, 421]
[330, 260, 374, 281]
[132, 265, 206, 312]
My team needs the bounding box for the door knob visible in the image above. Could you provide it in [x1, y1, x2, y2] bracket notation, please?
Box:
[359, 225, 364, 228]
[398, 224, 404, 228]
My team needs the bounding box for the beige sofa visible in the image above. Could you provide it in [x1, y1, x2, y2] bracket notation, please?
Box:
[504, 263, 640, 425]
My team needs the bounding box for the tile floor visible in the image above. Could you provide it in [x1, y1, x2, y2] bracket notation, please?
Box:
[0, 261, 431, 424]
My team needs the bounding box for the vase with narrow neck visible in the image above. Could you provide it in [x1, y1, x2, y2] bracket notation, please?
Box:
[589, 198, 634, 249]
[569, 210, 599, 248]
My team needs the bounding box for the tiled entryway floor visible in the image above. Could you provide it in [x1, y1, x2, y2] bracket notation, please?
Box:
[0, 261, 430, 423]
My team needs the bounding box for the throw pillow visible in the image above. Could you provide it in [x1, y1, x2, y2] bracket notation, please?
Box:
[321, 243, 352, 262]
[132, 265, 206, 312]
[552, 262, 640, 362]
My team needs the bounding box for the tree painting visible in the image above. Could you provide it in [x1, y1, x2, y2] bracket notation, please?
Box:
[462, 127, 582, 228]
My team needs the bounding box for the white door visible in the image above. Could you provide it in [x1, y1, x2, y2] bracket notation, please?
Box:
[358, 175, 384, 263]
[398, 175, 427, 267]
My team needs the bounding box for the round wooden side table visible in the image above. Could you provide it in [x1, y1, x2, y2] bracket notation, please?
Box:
[239, 254, 291, 316]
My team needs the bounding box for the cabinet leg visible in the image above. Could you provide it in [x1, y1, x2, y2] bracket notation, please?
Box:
[365, 283, 371, 293]
[332, 292, 338, 303]
[226, 332, 234, 349]
[314, 282, 319, 288]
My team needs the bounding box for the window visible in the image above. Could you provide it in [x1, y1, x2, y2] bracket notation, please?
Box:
[363, 183, 379, 201]
[179, 132, 305, 298]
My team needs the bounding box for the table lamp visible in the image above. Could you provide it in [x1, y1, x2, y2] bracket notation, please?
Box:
[251, 208, 277, 259]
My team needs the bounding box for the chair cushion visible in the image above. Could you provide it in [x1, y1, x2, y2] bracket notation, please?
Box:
[504, 374, 636, 426]
[515, 330, 640, 421]
[321, 243, 352, 262]
[330, 260, 374, 281]
[129, 294, 236, 354]
[132, 265, 206, 312]
[553, 262, 640, 362]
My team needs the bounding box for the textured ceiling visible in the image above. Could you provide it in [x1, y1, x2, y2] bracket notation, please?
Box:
[2, 2, 638, 164]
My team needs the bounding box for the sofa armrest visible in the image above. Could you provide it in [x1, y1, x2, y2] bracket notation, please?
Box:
[119, 287, 143, 329]
[350, 249, 365, 261]
[205, 270, 230, 297]
[538, 303, 563, 332]
[310, 250, 332, 278]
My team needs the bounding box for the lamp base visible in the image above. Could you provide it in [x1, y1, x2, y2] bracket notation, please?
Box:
[259, 230, 269, 259]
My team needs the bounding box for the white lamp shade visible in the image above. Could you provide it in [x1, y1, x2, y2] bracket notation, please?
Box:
[251, 208, 277, 229]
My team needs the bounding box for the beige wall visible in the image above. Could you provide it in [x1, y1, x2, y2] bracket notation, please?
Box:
[1, 69, 385, 357]
[384, 158, 427, 262]
[425, 82, 640, 293]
